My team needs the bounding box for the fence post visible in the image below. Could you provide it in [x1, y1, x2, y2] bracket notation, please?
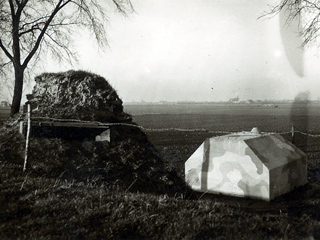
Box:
[23, 103, 31, 172]
[291, 126, 295, 144]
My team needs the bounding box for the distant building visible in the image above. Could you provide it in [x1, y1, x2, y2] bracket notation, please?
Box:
[228, 93, 240, 103]
[1, 101, 9, 107]
[228, 97, 240, 103]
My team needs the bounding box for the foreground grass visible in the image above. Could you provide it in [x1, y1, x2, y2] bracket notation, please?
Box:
[1, 112, 320, 239]
[1, 160, 320, 239]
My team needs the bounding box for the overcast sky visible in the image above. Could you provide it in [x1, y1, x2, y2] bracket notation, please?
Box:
[37, 0, 320, 102]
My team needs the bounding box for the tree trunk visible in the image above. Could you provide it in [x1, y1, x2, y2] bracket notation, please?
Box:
[10, 66, 24, 117]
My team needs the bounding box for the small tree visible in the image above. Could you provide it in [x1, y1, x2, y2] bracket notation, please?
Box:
[262, 0, 320, 48]
[0, 0, 133, 116]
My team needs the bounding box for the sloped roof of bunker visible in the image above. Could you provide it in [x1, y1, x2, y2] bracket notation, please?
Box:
[214, 130, 306, 170]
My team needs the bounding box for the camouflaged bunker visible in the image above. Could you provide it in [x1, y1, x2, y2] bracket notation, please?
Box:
[185, 128, 308, 201]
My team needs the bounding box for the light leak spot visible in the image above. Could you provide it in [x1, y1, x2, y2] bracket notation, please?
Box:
[274, 50, 282, 58]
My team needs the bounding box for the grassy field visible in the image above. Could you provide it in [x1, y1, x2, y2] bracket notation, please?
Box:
[124, 103, 319, 135]
[0, 107, 10, 125]
[124, 102, 320, 116]
[128, 103, 320, 239]
[1, 103, 320, 239]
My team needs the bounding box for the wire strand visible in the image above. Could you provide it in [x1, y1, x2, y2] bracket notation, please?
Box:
[22, 116, 320, 137]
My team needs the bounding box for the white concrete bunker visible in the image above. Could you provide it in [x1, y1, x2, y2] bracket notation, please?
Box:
[185, 128, 308, 201]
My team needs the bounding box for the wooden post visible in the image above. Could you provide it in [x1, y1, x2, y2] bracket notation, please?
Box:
[23, 103, 31, 172]
[291, 126, 295, 144]
[19, 120, 24, 135]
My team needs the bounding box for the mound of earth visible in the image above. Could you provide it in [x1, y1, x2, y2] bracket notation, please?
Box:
[0, 70, 187, 195]
[27, 70, 131, 122]
[0, 125, 186, 194]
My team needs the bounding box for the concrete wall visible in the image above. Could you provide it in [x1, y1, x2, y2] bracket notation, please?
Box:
[185, 133, 308, 201]
[185, 137, 270, 201]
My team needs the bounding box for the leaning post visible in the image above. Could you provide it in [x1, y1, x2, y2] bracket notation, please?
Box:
[23, 101, 31, 172]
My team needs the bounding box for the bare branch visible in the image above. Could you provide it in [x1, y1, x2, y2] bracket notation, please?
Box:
[8, 0, 15, 18]
[22, 0, 72, 68]
[44, 31, 75, 62]
[70, 0, 107, 46]
[0, 60, 12, 68]
[19, 24, 42, 36]
[0, 39, 13, 60]
[0, 0, 134, 115]
[19, 15, 50, 31]
[261, 0, 320, 47]
[112, 0, 134, 15]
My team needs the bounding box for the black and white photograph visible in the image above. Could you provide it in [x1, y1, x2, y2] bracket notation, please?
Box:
[1, 0, 320, 239]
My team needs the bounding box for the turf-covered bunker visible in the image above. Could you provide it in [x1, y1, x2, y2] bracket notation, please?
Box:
[11, 70, 187, 195]
[185, 128, 308, 201]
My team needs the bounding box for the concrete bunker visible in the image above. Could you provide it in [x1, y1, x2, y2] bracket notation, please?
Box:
[19, 70, 133, 141]
[185, 128, 308, 201]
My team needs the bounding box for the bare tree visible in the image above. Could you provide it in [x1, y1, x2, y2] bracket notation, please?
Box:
[262, 0, 320, 48]
[0, 0, 133, 116]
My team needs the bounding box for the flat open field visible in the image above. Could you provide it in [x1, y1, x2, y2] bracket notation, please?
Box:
[124, 103, 319, 131]
[124, 102, 320, 116]
[123, 103, 320, 239]
[124, 103, 320, 176]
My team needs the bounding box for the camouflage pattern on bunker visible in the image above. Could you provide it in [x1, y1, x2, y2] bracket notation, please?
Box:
[185, 129, 307, 201]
